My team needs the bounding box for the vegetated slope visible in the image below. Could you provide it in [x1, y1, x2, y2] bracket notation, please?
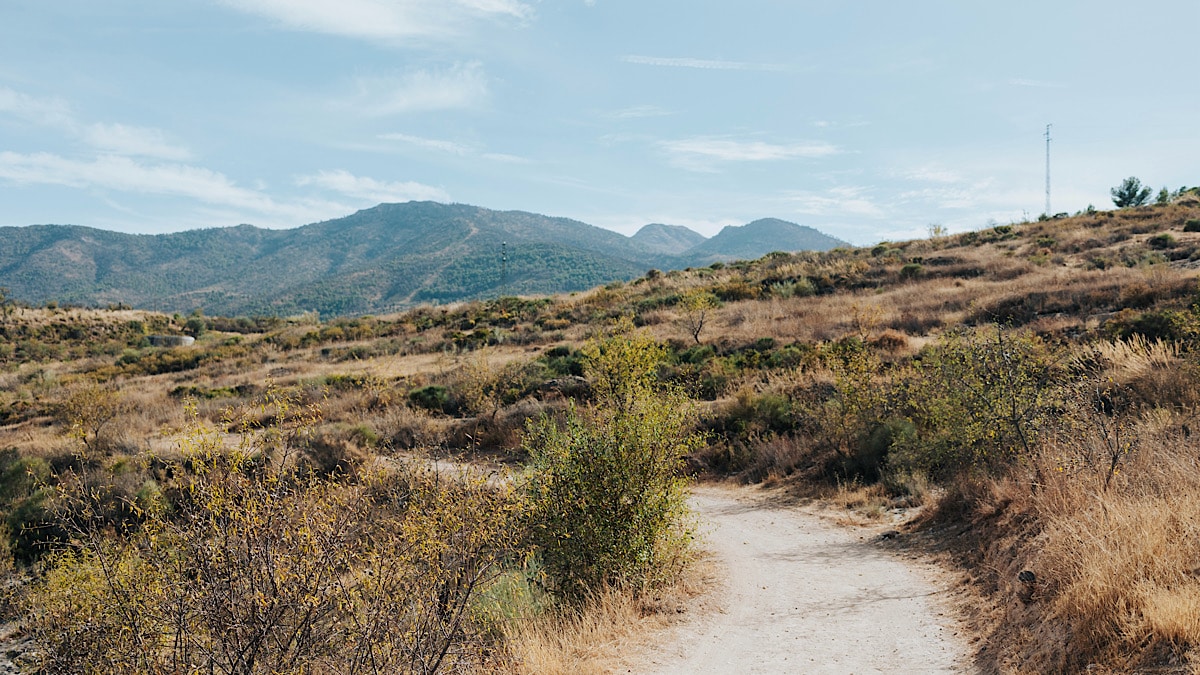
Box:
[631, 223, 709, 256]
[0, 203, 661, 317]
[681, 217, 849, 264]
[0, 203, 843, 317]
[5, 198, 1200, 671]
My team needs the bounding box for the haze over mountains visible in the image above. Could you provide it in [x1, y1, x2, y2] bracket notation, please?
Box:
[0, 202, 847, 317]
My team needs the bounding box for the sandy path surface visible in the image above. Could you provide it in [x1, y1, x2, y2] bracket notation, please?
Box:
[635, 486, 969, 674]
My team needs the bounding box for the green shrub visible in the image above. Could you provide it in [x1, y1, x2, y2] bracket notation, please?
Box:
[899, 263, 924, 280]
[890, 328, 1061, 478]
[541, 346, 585, 377]
[408, 385, 450, 413]
[524, 328, 697, 601]
[1184, 219, 1200, 233]
[1148, 233, 1177, 249]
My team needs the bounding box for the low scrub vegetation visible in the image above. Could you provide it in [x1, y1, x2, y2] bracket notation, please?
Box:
[2, 199, 1200, 671]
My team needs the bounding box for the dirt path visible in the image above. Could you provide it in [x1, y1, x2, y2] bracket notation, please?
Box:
[634, 486, 970, 674]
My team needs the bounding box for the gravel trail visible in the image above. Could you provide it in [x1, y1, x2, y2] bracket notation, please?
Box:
[635, 486, 970, 674]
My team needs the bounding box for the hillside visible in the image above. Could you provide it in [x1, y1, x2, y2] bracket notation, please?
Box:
[630, 223, 708, 256]
[0, 203, 841, 317]
[681, 218, 848, 264]
[4, 199, 1200, 671]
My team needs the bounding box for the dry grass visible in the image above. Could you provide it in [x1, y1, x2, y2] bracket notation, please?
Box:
[1024, 420, 1200, 667]
[928, 371, 1200, 672]
[504, 588, 646, 675]
[504, 556, 715, 675]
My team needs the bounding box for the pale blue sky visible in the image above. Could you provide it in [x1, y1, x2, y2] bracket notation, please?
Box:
[1, 0, 1196, 244]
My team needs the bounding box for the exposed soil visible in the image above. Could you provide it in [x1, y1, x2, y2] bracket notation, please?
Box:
[631, 485, 972, 674]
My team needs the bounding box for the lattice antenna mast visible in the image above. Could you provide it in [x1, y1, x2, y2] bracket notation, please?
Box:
[1044, 124, 1052, 217]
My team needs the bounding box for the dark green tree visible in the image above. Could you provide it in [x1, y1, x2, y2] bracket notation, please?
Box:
[1111, 176, 1153, 208]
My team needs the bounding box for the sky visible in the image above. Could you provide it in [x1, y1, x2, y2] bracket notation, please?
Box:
[1, 1, 1197, 245]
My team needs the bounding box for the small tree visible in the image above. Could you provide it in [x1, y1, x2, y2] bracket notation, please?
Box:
[679, 290, 719, 345]
[524, 326, 697, 601]
[1111, 176, 1153, 208]
[1156, 187, 1171, 205]
[60, 384, 126, 455]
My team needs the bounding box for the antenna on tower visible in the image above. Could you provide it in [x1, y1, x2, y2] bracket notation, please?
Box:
[1044, 124, 1052, 217]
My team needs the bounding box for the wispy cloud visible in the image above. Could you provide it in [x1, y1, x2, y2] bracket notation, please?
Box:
[296, 169, 448, 203]
[897, 186, 983, 210]
[660, 137, 838, 171]
[621, 55, 791, 72]
[83, 123, 192, 161]
[611, 104, 671, 119]
[378, 132, 471, 155]
[781, 186, 885, 219]
[480, 152, 530, 164]
[0, 151, 326, 220]
[0, 86, 192, 160]
[346, 63, 488, 115]
[217, 0, 532, 41]
[0, 86, 74, 128]
[375, 132, 529, 164]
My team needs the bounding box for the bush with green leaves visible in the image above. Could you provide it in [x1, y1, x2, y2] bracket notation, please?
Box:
[523, 327, 698, 602]
[890, 327, 1062, 477]
[408, 384, 451, 413]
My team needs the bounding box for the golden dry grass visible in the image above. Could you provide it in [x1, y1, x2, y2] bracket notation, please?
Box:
[504, 555, 715, 675]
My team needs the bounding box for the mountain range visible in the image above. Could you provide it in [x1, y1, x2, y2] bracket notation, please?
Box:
[0, 202, 847, 317]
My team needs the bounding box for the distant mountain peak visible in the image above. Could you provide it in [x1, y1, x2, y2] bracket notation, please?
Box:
[683, 217, 847, 263]
[630, 223, 707, 256]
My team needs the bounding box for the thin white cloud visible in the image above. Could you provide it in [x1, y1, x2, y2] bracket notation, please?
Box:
[217, 0, 531, 41]
[83, 123, 192, 161]
[781, 186, 885, 219]
[347, 63, 488, 115]
[296, 169, 448, 203]
[898, 186, 984, 210]
[480, 152, 530, 164]
[0, 87, 74, 129]
[0, 151, 322, 220]
[0, 87, 192, 160]
[378, 132, 471, 155]
[661, 137, 838, 171]
[621, 55, 791, 72]
[612, 104, 671, 119]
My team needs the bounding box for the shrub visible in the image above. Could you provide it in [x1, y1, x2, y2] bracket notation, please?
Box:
[890, 327, 1062, 478]
[523, 328, 697, 601]
[29, 399, 524, 673]
[1148, 233, 1177, 249]
[1184, 219, 1200, 232]
[408, 384, 450, 413]
[712, 280, 759, 302]
[899, 263, 924, 280]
